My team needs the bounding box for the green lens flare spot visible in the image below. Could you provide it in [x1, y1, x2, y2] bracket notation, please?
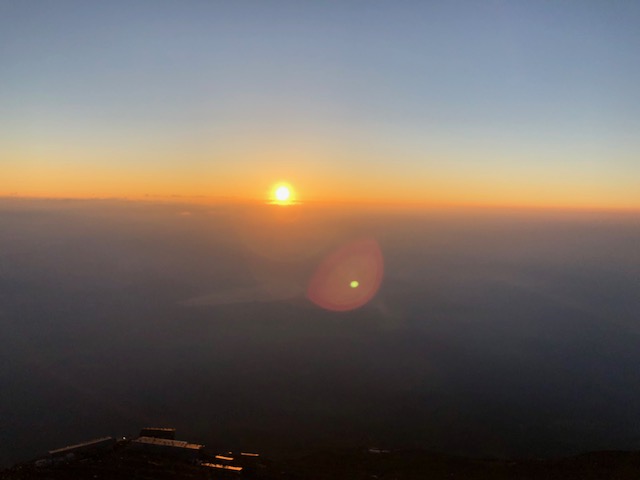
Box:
[350, 280, 359, 288]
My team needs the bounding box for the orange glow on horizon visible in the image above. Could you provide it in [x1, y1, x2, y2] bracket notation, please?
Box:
[1, 163, 639, 211]
[2, 189, 639, 212]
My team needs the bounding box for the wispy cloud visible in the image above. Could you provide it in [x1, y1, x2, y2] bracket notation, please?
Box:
[182, 282, 302, 307]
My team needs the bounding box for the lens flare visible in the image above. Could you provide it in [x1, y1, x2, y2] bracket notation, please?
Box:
[307, 238, 384, 312]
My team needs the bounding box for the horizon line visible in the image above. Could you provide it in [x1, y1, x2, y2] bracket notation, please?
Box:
[1, 194, 639, 213]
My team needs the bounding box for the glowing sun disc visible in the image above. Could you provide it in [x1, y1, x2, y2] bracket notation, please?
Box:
[275, 186, 290, 202]
[271, 183, 295, 205]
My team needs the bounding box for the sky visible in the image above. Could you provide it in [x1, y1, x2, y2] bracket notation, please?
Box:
[1, 1, 640, 207]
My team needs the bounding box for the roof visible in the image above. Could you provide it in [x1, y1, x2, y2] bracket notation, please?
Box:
[133, 436, 203, 450]
[202, 463, 243, 472]
[215, 455, 234, 461]
[49, 437, 114, 455]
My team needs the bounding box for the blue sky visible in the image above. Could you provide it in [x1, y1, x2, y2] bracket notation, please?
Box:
[2, 1, 639, 206]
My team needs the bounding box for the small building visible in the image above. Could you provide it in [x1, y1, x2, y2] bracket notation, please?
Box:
[128, 436, 203, 460]
[139, 427, 176, 440]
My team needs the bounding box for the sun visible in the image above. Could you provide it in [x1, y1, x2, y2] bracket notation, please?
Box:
[271, 183, 295, 205]
[275, 186, 290, 202]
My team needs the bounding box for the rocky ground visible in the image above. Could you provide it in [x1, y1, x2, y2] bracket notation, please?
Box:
[3, 441, 640, 480]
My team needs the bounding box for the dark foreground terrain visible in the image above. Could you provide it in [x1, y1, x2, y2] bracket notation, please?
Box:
[3, 439, 640, 480]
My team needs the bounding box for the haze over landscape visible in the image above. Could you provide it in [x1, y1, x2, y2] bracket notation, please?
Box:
[1, 0, 640, 470]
